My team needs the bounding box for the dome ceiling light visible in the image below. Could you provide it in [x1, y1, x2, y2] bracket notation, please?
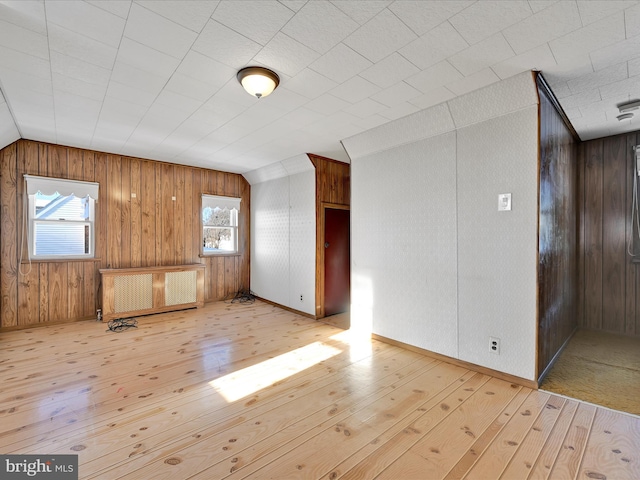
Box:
[237, 66, 280, 99]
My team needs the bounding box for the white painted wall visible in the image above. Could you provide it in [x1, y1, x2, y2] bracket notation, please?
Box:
[248, 163, 316, 316]
[343, 72, 539, 380]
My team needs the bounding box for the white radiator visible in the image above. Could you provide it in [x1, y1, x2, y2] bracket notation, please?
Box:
[100, 264, 205, 321]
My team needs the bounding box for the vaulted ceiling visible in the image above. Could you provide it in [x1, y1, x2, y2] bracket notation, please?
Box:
[1, 0, 639, 174]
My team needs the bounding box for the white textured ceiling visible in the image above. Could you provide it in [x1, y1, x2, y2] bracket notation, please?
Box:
[1, 0, 640, 174]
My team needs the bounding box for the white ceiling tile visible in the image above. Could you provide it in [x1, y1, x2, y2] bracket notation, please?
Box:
[359, 53, 420, 89]
[448, 33, 515, 76]
[86, 0, 132, 18]
[0, 1, 47, 35]
[399, 21, 469, 70]
[46, 0, 125, 48]
[145, 102, 192, 127]
[626, 3, 640, 37]
[449, 1, 532, 45]
[599, 75, 640, 100]
[503, 0, 582, 54]
[106, 80, 157, 107]
[557, 88, 602, 109]
[48, 23, 117, 70]
[52, 72, 107, 101]
[209, 79, 257, 107]
[343, 97, 387, 118]
[567, 62, 628, 94]
[344, 8, 417, 63]
[54, 91, 101, 120]
[0, 45, 49, 78]
[406, 61, 463, 93]
[577, 0, 637, 26]
[304, 93, 350, 115]
[279, 107, 324, 127]
[283, 68, 337, 99]
[447, 68, 500, 95]
[378, 101, 420, 121]
[550, 12, 625, 65]
[254, 32, 320, 77]
[491, 43, 556, 79]
[259, 87, 308, 112]
[1, 68, 51, 96]
[371, 81, 421, 107]
[124, 3, 197, 59]
[590, 35, 640, 71]
[330, 1, 391, 25]
[309, 43, 372, 83]
[212, 0, 293, 45]
[135, 1, 219, 32]
[192, 20, 262, 69]
[282, 1, 358, 54]
[629, 57, 640, 77]
[164, 72, 221, 102]
[111, 61, 167, 94]
[177, 50, 235, 88]
[154, 90, 203, 114]
[353, 113, 389, 130]
[0, 18, 48, 59]
[542, 54, 593, 82]
[390, 0, 474, 36]
[50, 51, 111, 86]
[544, 80, 571, 98]
[528, 1, 560, 14]
[330, 76, 380, 103]
[409, 86, 457, 110]
[278, 1, 308, 13]
[116, 37, 181, 77]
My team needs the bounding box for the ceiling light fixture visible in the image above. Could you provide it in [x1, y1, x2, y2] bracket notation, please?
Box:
[237, 66, 279, 99]
[618, 100, 640, 113]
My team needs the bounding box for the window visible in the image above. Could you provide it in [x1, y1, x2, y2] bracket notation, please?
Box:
[202, 195, 241, 255]
[25, 175, 99, 259]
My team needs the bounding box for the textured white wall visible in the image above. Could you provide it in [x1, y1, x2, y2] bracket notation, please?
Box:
[250, 171, 315, 315]
[351, 132, 459, 357]
[344, 72, 539, 381]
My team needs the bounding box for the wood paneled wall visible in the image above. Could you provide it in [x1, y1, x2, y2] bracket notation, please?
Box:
[0, 140, 250, 328]
[537, 78, 580, 380]
[579, 131, 640, 337]
[308, 153, 350, 318]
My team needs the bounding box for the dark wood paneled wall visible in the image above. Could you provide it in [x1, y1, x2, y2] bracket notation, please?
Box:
[580, 131, 640, 336]
[0, 140, 250, 328]
[537, 79, 580, 380]
[308, 153, 350, 318]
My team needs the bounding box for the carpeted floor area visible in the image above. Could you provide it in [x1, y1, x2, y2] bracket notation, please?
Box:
[540, 329, 640, 416]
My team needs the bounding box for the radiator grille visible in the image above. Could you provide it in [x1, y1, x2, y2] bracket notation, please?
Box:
[114, 274, 153, 313]
[165, 270, 197, 306]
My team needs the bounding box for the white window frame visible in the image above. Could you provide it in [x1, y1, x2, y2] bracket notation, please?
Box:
[25, 175, 99, 260]
[201, 194, 241, 255]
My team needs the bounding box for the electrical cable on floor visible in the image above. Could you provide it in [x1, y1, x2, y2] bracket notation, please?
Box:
[225, 289, 256, 305]
[106, 318, 138, 332]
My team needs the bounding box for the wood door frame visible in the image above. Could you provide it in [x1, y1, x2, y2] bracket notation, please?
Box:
[317, 202, 350, 318]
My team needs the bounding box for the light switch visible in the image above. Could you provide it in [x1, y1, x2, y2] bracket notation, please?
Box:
[498, 193, 511, 211]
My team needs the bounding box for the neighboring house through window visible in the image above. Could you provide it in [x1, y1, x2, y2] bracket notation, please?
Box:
[25, 175, 99, 259]
[202, 194, 241, 254]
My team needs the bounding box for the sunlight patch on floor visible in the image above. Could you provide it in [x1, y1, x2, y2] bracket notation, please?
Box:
[209, 341, 342, 402]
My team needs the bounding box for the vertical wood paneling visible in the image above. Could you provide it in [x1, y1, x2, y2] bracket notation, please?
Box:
[580, 131, 640, 338]
[583, 140, 604, 330]
[602, 137, 626, 331]
[0, 140, 250, 328]
[309, 154, 350, 318]
[140, 160, 155, 267]
[130, 158, 142, 268]
[536, 83, 580, 379]
[0, 144, 18, 326]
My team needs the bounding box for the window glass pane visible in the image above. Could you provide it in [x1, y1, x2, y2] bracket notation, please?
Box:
[35, 193, 89, 221]
[203, 227, 235, 252]
[34, 223, 89, 256]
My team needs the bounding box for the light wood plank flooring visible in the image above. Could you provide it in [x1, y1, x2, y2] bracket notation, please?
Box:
[1, 300, 638, 479]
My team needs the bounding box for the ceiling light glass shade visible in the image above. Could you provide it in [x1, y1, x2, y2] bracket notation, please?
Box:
[237, 67, 280, 99]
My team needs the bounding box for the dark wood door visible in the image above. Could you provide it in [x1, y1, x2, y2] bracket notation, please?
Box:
[324, 208, 350, 316]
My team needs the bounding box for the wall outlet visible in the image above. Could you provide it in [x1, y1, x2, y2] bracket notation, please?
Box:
[490, 336, 500, 354]
[300, 294, 303, 302]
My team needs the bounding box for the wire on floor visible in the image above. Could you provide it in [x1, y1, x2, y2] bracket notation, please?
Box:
[225, 289, 256, 305]
[107, 318, 138, 332]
